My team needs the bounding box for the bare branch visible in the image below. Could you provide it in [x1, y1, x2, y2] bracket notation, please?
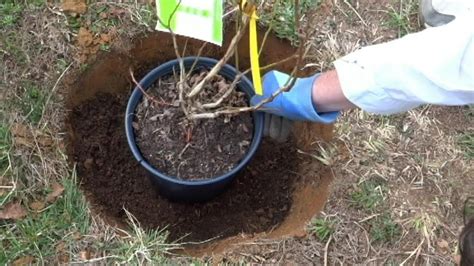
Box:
[181, 38, 189, 57]
[234, 18, 241, 70]
[201, 53, 298, 109]
[185, 42, 208, 80]
[187, 16, 250, 98]
[259, 25, 273, 56]
[129, 69, 173, 107]
[201, 72, 247, 109]
[190, 68, 299, 120]
[150, 0, 317, 121]
[190, 0, 317, 120]
[258, 0, 280, 55]
[156, 0, 189, 117]
[189, 107, 252, 119]
[260, 54, 299, 72]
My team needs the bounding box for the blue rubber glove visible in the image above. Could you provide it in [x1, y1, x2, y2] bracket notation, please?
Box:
[251, 70, 339, 123]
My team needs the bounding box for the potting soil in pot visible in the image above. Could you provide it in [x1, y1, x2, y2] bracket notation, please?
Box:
[134, 71, 253, 180]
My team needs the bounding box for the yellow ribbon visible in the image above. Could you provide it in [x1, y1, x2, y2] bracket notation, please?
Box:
[241, 1, 263, 95]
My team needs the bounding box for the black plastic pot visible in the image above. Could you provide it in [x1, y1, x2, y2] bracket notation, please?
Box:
[125, 57, 264, 202]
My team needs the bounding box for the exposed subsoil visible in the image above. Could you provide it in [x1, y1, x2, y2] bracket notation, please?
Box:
[134, 73, 253, 180]
[65, 27, 334, 253]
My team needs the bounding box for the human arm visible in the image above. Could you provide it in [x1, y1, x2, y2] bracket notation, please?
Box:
[334, 16, 474, 115]
[253, 15, 474, 119]
[251, 6, 474, 141]
[311, 70, 355, 113]
[315, 0, 474, 114]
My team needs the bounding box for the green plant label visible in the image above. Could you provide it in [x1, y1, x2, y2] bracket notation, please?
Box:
[155, 0, 223, 46]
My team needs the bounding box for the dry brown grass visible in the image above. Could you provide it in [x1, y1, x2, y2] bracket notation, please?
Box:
[219, 0, 473, 264]
[1, 1, 175, 264]
[1, 0, 472, 264]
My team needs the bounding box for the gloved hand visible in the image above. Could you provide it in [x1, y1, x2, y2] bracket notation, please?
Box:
[251, 70, 339, 141]
[261, 113, 293, 142]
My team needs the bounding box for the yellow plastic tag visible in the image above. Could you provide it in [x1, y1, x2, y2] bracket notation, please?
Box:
[249, 13, 262, 95]
[241, 0, 262, 95]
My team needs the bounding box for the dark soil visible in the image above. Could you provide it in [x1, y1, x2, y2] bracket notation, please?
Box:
[70, 92, 299, 242]
[134, 72, 253, 180]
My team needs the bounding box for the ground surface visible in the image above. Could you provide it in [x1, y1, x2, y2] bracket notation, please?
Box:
[0, 0, 473, 264]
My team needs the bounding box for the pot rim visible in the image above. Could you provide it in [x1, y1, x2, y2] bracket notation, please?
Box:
[125, 56, 264, 186]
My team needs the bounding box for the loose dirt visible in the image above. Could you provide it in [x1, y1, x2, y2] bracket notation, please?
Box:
[64, 27, 334, 253]
[71, 92, 297, 241]
[134, 73, 253, 180]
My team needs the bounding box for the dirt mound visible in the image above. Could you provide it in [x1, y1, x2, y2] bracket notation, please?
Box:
[64, 28, 334, 255]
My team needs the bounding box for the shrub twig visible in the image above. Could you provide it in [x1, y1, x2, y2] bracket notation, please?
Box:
[135, 0, 316, 120]
[129, 69, 173, 107]
[187, 15, 250, 98]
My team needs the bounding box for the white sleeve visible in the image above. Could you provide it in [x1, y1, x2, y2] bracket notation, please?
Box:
[334, 17, 474, 115]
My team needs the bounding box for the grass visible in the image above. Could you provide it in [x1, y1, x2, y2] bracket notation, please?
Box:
[0, 122, 13, 205]
[0, 2, 23, 28]
[465, 105, 474, 117]
[2, 32, 28, 64]
[66, 15, 82, 32]
[91, 17, 120, 34]
[0, 0, 44, 28]
[369, 213, 401, 243]
[386, 0, 418, 37]
[363, 136, 386, 159]
[1, 172, 173, 264]
[0, 123, 11, 176]
[19, 83, 46, 125]
[259, 0, 321, 45]
[134, 3, 156, 30]
[190, 260, 210, 266]
[0, 1, 175, 264]
[0, 174, 89, 264]
[298, 142, 337, 166]
[99, 210, 174, 264]
[0, 0, 470, 264]
[100, 43, 111, 52]
[310, 217, 336, 241]
[349, 173, 400, 244]
[55, 58, 69, 73]
[412, 215, 427, 233]
[457, 133, 474, 159]
[351, 179, 386, 211]
[464, 198, 474, 223]
[79, 5, 120, 34]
